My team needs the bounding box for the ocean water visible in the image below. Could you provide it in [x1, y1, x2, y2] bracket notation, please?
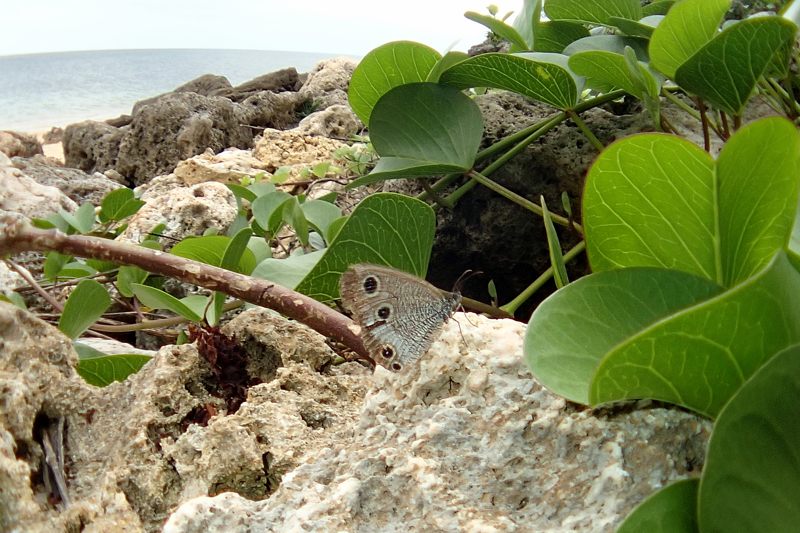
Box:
[0, 48, 339, 133]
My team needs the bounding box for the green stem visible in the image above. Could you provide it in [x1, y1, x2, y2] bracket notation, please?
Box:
[566, 109, 603, 151]
[500, 240, 586, 315]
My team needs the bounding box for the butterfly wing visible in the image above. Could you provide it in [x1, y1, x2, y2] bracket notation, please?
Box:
[340, 264, 461, 372]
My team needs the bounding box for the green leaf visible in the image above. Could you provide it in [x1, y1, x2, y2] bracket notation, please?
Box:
[131, 283, 203, 322]
[60, 202, 95, 234]
[440, 52, 580, 110]
[247, 182, 276, 198]
[532, 20, 591, 52]
[0, 290, 27, 310]
[57, 262, 98, 279]
[564, 35, 650, 58]
[283, 197, 309, 247]
[301, 199, 342, 243]
[465, 11, 529, 50]
[294, 193, 435, 301]
[251, 249, 325, 289]
[251, 190, 292, 235]
[74, 342, 152, 387]
[116, 265, 148, 298]
[590, 252, 800, 417]
[544, 0, 641, 25]
[675, 17, 798, 116]
[226, 183, 258, 203]
[569, 49, 659, 97]
[58, 279, 112, 339]
[540, 196, 569, 287]
[351, 83, 483, 185]
[617, 479, 699, 533]
[206, 292, 226, 327]
[171, 234, 256, 274]
[608, 16, 657, 38]
[642, 0, 676, 17]
[348, 41, 441, 124]
[44, 251, 72, 281]
[99, 187, 133, 222]
[698, 344, 800, 531]
[648, 0, 730, 79]
[583, 118, 800, 287]
[221, 227, 255, 274]
[525, 267, 723, 404]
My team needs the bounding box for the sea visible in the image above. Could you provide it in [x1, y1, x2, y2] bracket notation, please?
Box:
[0, 48, 340, 133]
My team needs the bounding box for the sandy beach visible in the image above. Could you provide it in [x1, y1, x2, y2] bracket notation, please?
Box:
[35, 129, 64, 162]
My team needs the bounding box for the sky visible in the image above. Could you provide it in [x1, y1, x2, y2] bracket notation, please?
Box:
[0, 0, 519, 58]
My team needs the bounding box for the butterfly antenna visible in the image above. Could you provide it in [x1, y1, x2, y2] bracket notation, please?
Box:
[452, 268, 484, 293]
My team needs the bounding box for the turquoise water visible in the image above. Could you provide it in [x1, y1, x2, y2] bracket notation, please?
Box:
[0, 48, 338, 132]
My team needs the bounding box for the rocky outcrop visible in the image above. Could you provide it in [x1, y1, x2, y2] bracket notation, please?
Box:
[115, 92, 253, 185]
[62, 67, 318, 186]
[0, 131, 43, 158]
[11, 156, 123, 206]
[0, 153, 77, 219]
[63, 120, 124, 175]
[298, 57, 358, 109]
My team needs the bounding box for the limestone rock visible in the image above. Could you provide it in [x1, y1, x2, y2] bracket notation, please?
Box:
[220, 68, 301, 101]
[235, 90, 307, 130]
[0, 301, 368, 532]
[0, 130, 43, 158]
[173, 148, 272, 185]
[42, 127, 64, 144]
[119, 180, 238, 247]
[11, 156, 124, 206]
[299, 57, 358, 109]
[253, 128, 347, 181]
[165, 314, 710, 532]
[131, 74, 234, 116]
[296, 104, 361, 138]
[0, 131, 41, 158]
[62, 120, 124, 175]
[116, 92, 253, 186]
[0, 153, 77, 218]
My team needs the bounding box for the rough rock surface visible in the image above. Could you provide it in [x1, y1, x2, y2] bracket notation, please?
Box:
[173, 148, 272, 185]
[0, 130, 43, 158]
[0, 303, 369, 532]
[0, 153, 78, 218]
[11, 155, 124, 205]
[299, 57, 358, 109]
[234, 90, 307, 130]
[62, 120, 125, 175]
[253, 128, 347, 180]
[116, 92, 254, 185]
[219, 68, 301, 101]
[296, 104, 361, 138]
[165, 313, 710, 532]
[132, 74, 234, 115]
[119, 180, 238, 247]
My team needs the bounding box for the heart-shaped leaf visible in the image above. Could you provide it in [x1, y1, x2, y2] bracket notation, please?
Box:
[675, 17, 797, 116]
[590, 252, 800, 417]
[544, 0, 642, 25]
[348, 41, 441, 124]
[440, 52, 580, 110]
[525, 267, 723, 403]
[648, 0, 730, 79]
[583, 117, 800, 287]
[617, 479, 699, 533]
[350, 83, 483, 186]
[58, 279, 112, 339]
[294, 192, 435, 301]
[698, 344, 800, 531]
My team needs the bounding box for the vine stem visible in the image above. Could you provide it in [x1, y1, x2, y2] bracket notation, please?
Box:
[0, 214, 369, 359]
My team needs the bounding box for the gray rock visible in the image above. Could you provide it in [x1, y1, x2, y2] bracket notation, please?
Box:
[296, 104, 361, 138]
[299, 57, 358, 109]
[236, 90, 307, 130]
[62, 120, 124, 175]
[42, 127, 64, 144]
[11, 156, 124, 206]
[0, 131, 43, 158]
[0, 153, 77, 218]
[132, 74, 234, 116]
[116, 92, 253, 186]
[219, 68, 300, 102]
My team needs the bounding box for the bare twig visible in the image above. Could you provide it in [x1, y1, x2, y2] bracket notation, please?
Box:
[0, 215, 368, 358]
[5, 259, 64, 312]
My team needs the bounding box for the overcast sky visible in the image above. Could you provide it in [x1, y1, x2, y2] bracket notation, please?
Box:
[0, 0, 518, 57]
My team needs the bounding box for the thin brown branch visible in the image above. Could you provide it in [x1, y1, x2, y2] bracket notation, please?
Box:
[5, 259, 64, 312]
[0, 214, 368, 358]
